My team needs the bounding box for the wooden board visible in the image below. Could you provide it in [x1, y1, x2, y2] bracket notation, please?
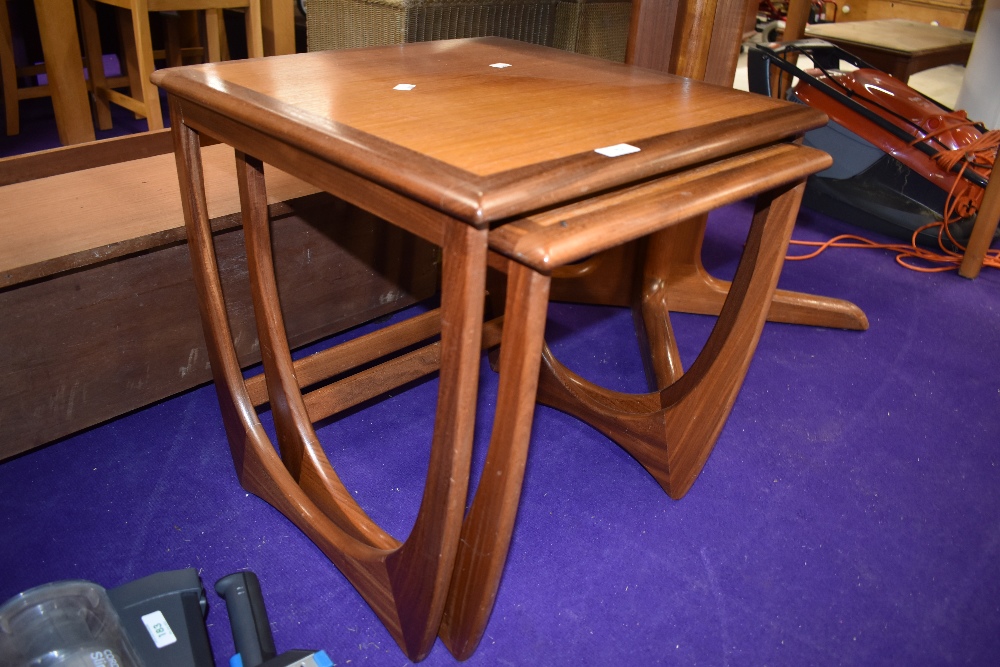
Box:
[0, 192, 438, 460]
[1, 142, 319, 287]
[0, 130, 438, 460]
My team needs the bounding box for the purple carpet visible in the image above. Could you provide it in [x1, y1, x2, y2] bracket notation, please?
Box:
[2, 101, 999, 665]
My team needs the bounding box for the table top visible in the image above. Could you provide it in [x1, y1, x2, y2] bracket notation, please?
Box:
[152, 38, 826, 226]
[805, 19, 975, 55]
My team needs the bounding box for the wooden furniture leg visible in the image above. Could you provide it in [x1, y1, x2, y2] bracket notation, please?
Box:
[439, 143, 832, 659]
[81, 0, 163, 129]
[163, 11, 182, 67]
[204, 8, 222, 61]
[540, 183, 811, 499]
[439, 260, 551, 660]
[550, 214, 869, 387]
[172, 108, 489, 661]
[77, 0, 113, 130]
[645, 215, 869, 328]
[242, 1, 263, 57]
[33, 0, 95, 144]
[550, 0, 869, 383]
[116, 6, 144, 118]
[1, 0, 19, 135]
[129, 0, 162, 129]
[85, 0, 261, 132]
[260, 0, 294, 55]
[959, 173, 1000, 279]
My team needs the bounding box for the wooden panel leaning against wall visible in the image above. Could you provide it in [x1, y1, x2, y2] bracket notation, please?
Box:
[0, 131, 439, 461]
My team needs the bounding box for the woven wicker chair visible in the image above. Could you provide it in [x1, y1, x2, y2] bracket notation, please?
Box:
[307, 0, 629, 62]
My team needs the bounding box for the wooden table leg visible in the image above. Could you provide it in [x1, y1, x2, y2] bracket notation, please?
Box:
[538, 181, 812, 500]
[33, 0, 95, 144]
[640, 213, 868, 360]
[437, 180, 818, 660]
[549, 211, 868, 386]
[439, 260, 552, 661]
[959, 174, 1000, 279]
[171, 98, 490, 661]
[127, 0, 163, 130]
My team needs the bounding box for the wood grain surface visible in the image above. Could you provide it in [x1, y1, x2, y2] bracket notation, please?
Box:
[0, 143, 318, 284]
[153, 38, 826, 225]
[805, 18, 974, 54]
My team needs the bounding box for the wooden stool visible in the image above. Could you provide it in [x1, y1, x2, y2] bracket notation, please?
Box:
[78, 0, 263, 131]
[0, 0, 111, 144]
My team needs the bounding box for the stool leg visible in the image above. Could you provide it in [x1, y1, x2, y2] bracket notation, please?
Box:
[128, 0, 163, 130]
[439, 260, 552, 660]
[244, 0, 263, 58]
[163, 12, 182, 67]
[78, 0, 112, 131]
[1, 2, 19, 135]
[204, 9, 222, 62]
[33, 0, 95, 144]
[116, 8, 143, 119]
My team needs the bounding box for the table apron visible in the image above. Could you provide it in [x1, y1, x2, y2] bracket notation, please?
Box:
[174, 97, 459, 247]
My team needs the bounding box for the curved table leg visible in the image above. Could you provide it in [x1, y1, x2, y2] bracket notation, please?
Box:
[174, 111, 487, 661]
[636, 211, 867, 386]
[438, 163, 837, 658]
[439, 260, 551, 660]
[959, 172, 1000, 279]
[548, 214, 868, 382]
[646, 213, 869, 331]
[237, 151, 396, 548]
[538, 181, 810, 499]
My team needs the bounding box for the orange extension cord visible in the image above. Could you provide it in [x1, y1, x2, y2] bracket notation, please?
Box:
[787, 126, 1000, 273]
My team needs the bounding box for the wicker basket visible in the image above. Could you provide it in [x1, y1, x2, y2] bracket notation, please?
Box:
[307, 0, 629, 62]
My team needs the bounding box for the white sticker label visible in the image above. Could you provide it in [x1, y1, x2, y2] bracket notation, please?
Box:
[141, 610, 178, 649]
[490, 63, 512, 68]
[393, 83, 416, 90]
[594, 143, 641, 157]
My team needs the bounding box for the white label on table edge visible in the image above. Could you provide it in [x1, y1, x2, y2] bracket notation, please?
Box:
[393, 83, 416, 90]
[490, 63, 512, 68]
[595, 143, 641, 157]
[141, 610, 178, 648]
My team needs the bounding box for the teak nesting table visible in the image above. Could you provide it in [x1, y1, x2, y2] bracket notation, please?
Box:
[152, 38, 832, 661]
